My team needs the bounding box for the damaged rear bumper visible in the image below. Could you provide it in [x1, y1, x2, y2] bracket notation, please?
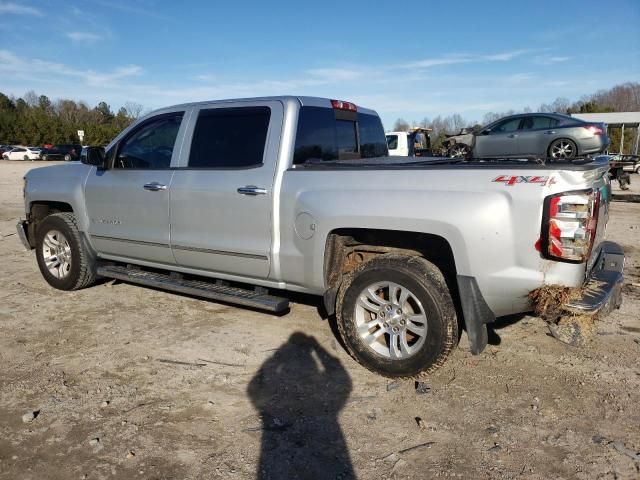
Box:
[563, 241, 625, 316]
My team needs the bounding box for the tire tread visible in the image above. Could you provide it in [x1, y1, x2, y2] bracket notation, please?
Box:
[336, 255, 457, 380]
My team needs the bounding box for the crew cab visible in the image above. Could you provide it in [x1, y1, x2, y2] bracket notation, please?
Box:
[17, 96, 624, 378]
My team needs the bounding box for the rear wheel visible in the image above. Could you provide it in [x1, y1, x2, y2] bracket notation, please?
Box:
[548, 138, 577, 160]
[64, 154, 71, 161]
[42, 154, 48, 161]
[23, 155, 29, 161]
[336, 255, 458, 379]
[35, 213, 97, 291]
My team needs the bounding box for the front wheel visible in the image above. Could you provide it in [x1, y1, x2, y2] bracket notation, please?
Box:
[336, 255, 458, 379]
[42, 154, 48, 161]
[548, 138, 577, 160]
[64, 154, 71, 161]
[35, 213, 97, 291]
[447, 143, 471, 158]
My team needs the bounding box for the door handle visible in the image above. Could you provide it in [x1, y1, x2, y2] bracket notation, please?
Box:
[143, 182, 167, 191]
[237, 185, 267, 195]
[507, 134, 518, 138]
[545, 130, 556, 134]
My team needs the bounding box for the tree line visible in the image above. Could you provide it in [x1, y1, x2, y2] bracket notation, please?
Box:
[393, 82, 640, 153]
[2, 82, 639, 151]
[0, 90, 145, 146]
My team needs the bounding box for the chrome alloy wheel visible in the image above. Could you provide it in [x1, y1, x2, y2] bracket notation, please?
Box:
[449, 145, 468, 158]
[354, 281, 428, 359]
[550, 140, 575, 159]
[42, 230, 72, 279]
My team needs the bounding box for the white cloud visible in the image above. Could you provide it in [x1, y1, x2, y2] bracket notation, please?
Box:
[401, 50, 531, 69]
[532, 55, 572, 65]
[66, 32, 103, 43]
[306, 68, 365, 82]
[0, 1, 42, 16]
[0, 49, 142, 87]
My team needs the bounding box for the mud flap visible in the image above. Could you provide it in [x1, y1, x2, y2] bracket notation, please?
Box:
[456, 275, 495, 355]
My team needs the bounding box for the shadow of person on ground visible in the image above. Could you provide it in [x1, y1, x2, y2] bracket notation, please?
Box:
[248, 332, 355, 480]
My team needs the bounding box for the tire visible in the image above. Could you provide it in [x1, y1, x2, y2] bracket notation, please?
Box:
[336, 255, 458, 379]
[42, 154, 48, 161]
[64, 154, 71, 161]
[448, 143, 471, 159]
[548, 138, 577, 160]
[35, 212, 97, 291]
[24, 155, 29, 161]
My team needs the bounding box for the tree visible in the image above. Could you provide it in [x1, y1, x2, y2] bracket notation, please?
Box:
[95, 101, 114, 123]
[393, 118, 410, 131]
[123, 101, 144, 120]
[38, 95, 53, 113]
[0, 90, 144, 145]
[0, 92, 14, 110]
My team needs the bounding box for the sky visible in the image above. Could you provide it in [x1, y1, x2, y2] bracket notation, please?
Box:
[0, 0, 639, 128]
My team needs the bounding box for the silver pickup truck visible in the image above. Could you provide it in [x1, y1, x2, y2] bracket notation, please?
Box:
[17, 96, 625, 379]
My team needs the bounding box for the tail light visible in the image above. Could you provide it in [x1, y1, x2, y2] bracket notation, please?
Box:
[583, 124, 604, 135]
[539, 189, 600, 262]
[331, 99, 357, 112]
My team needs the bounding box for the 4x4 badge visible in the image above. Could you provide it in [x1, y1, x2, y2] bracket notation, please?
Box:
[493, 175, 556, 186]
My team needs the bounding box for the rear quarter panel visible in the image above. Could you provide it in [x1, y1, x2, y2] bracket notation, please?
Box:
[278, 166, 605, 317]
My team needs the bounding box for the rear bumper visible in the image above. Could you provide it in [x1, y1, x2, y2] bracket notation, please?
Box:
[16, 220, 32, 250]
[563, 241, 624, 316]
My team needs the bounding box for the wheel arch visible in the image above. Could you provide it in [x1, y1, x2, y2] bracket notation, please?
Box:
[26, 201, 74, 248]
[322, 228, 459, 314]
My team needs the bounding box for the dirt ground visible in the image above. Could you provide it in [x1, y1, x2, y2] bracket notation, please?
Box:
[1, 160, 639, 480]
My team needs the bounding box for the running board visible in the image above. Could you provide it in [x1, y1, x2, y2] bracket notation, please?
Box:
[96, 265, 289, 313]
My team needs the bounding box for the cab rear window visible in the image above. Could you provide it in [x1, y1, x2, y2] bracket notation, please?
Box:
[293, 106, 387, 165]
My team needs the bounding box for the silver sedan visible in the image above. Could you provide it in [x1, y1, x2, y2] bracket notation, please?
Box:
[448, 113, 610, 160]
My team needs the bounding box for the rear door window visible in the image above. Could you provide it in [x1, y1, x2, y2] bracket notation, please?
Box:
[386, 135, 399, 150]
[188, 107, 271, 168]
[521, 116, 560, 130]
[293, 106, 388, 164]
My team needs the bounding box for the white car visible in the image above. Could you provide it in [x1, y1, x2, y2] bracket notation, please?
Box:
[2, 147, 41, 161]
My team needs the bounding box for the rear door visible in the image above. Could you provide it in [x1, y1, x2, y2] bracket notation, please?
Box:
[169, 101, 283, 279]
[474, 117, 522, 157]
[84, 110, 188, 264]
[518, 116, 559, 156]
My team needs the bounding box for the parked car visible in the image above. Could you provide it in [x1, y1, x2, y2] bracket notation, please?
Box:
[0, 144, 15, 156]
[2, 147, 42, 161]
[444, 113, 609, 160]
[386, 128, 433, 156]
[613, 154, 640, 174]
[39, 144, 82, 161]
[17, 96, 623, 378]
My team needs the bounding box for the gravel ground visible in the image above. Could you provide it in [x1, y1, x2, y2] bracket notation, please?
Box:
[1, 160, 639, 480]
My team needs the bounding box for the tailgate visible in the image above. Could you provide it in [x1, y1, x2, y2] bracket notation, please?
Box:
[585, 164, 612, 276]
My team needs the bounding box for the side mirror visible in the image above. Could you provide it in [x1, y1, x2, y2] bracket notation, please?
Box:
[82, 146, 107, 169]
[481, 128, 491, 135]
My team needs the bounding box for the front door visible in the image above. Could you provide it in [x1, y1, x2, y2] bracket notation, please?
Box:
[84, 111, 187, 264]
[474, 117, 522, 157]
[169, 101, 283, 279]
